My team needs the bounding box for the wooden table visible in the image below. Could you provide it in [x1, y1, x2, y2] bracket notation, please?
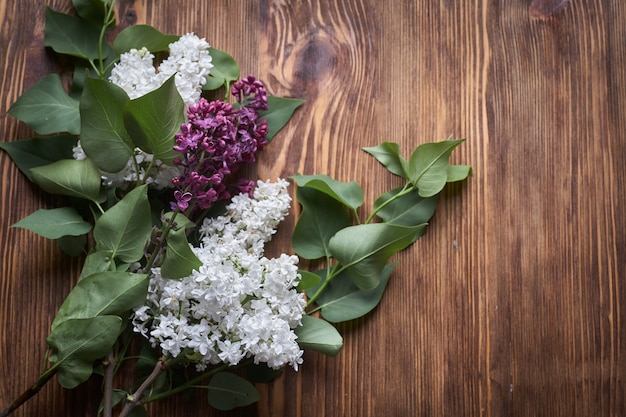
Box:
[1, 0, 624, 416]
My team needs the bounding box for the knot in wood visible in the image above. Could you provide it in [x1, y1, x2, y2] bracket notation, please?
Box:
[529, 0, 570, 20]
[291, 31, 337, 94]
[124, 8, 138, 25]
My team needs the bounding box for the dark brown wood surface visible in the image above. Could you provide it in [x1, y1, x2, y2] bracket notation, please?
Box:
[1, 0, 624, 416]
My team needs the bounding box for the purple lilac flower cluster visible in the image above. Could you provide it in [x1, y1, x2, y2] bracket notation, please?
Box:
[170, 75, 269, 214]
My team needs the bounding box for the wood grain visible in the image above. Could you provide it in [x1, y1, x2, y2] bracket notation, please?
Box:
[1, 0, 624, 416]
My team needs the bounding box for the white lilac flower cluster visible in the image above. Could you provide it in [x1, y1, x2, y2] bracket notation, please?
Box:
[74, 33, 213, 189]
[109, 33, 213, 105]
[132, 179, 306, 371]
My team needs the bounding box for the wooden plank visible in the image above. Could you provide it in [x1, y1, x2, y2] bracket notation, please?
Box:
[0, 0, 624, 416]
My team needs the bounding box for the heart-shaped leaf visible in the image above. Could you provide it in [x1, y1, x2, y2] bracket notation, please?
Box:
[373, 186, 438, 233]
[160, 233, 202, 279]
[258, 96, 304, 141]
[51, 271, 148, 330]
[79, 250, 116, 280]
[0, 135, 77, 181]
[207, 372, 260, 411]
[8, 74, 80, 135]
[57, 234, 88, 257]
[292, 174, 363, 211]
[44, 7, 108, 61]
[203, 47, 240, 91]
[362, 142, 408, 178]
[47, 316, 122, 388]
[407, 139, 465, 197]
[30, 159, 101, 203]
[160, 213, 203, 279]
[292, 186, 352, 260]
[329, 223, 425, 290]
[311, 262, 397, 323]
[296, 270, 322, 291]
[113, 25, 179, 54]
[294, 315, 343, 356]
[80, 78, 134, 173]
[93, 185, 152, 263]
[447, 164, 472, 182]
[11, 207, 91, 239]
[72, 0, 115, 28]
[123, 76, 184, 164]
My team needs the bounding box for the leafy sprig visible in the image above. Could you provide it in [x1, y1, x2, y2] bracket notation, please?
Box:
[0, 0, 471, 415]
[293, 140, 471, 322]
[1, 0, 304, 415]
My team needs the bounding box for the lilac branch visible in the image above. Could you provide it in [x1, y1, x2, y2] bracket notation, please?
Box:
[102, 351, 116, 417]
[0, 367, 57, 417]
[117, 358, 168, 417]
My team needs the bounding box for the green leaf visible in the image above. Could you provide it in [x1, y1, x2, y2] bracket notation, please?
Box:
[203, 47, 240, 90]
[123, 76, 184, 164]
[160, 213, 203, 279]
[207, 372, 260, 411]
[93, 185, 152, 263]
[47, 316, 122, 388]
[0, 135, 77, 181]
[258, 96, 304, 141]
[160, 229, 202, 279]
[44, 7, 107, 61]
[133, 344, 160, 375]
[247, 363, 284, 383]
[113, 25, 179, 54]
[30, 159, 101, 202]
[80, 78, 134, 172]
[292, 174, 364, 211]
[408, 139, 465, 197]
[72, 0, 114, 28]
[71, 63, 89, 98]
[362, 142, 409, 178]
[51, 271, 148, 330]
[8, 74, 80, 135]
[296, 270, 322, 291]
[11, 207, 91, 239]
[312, 263, 397, 323]
[79, 250, 116, 280]
[329, 223, 425, 290]
[292, 186, 352, 260]
[294, 315, 343, 356]
[447, 164, 472, 182]
[373, 186, 439, 236]
[57, 234, 88, 257]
